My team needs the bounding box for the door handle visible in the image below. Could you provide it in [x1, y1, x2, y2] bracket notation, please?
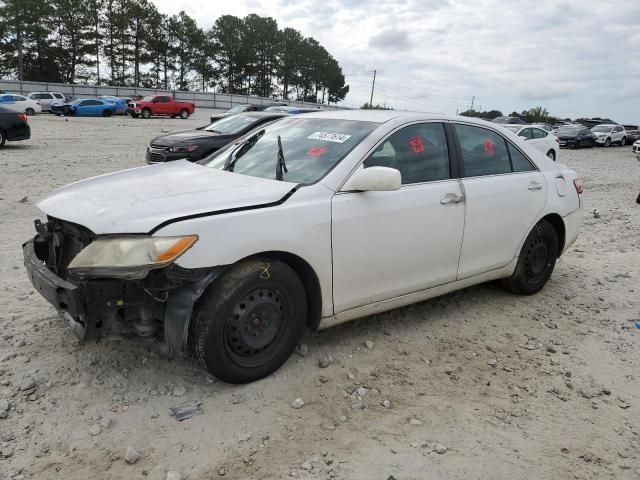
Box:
[528, 182, 543, 191]
[440, 193, 465, 205]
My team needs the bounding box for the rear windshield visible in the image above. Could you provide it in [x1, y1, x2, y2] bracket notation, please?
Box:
[202, 117, 376, 184]
[228, 105, 249, 113]
[557, 126, 581, 134]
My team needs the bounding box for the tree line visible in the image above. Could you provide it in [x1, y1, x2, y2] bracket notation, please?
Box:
[0, 0, 349, 103]
[459, 106, 572, 124]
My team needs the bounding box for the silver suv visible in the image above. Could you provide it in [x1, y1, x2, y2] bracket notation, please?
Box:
[26, 92, 66, 112]
[590, 124, 627, 147]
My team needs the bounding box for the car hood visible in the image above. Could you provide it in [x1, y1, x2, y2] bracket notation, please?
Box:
[151, 130, 232, 146]
[37, 160, 297, 234]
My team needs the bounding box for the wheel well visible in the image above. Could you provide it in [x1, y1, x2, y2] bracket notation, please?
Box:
[247, 251, 322, 331]
[541, 213, 565, 256]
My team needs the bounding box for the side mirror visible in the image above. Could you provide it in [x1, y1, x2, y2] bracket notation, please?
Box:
[350, 167, 401, 192]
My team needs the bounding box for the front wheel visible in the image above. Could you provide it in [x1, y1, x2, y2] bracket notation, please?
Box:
[191, 258, 307, 384]
[620, 137, 626, 147]
[141, 108, 151, 119]
[179, 109, 190, 119]
[25, 108, 35, 116]
[604, 138, 611, 147]
[501, 220, 558, 295]
[0, 129, 6, 147]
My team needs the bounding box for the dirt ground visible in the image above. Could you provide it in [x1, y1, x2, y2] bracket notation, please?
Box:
[0, 111, 639, 480]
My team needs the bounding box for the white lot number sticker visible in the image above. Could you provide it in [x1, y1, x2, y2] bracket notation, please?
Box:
[307, 131, 352, 143]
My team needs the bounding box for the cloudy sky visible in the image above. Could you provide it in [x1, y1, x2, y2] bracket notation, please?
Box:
[152, 0, 639, 123]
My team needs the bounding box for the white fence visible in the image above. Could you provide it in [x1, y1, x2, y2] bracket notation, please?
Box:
[0, 79, 341, 111]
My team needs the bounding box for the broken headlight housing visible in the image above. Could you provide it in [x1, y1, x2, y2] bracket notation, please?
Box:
[67, 235, 197, 279]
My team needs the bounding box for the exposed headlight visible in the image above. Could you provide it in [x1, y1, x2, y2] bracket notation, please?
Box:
[68, 235, 198, 279]
[169, 145, 198, 153]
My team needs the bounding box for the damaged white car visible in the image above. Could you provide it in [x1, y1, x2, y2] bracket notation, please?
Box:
[23, 111, 583, 383]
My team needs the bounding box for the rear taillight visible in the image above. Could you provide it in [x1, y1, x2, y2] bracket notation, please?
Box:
[17, 113, 27, 122]
[573, 178, 583, 194]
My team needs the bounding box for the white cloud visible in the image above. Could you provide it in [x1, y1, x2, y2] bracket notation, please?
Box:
[151, 0, 640, 122]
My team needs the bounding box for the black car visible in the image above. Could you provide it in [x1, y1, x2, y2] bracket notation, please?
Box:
[0, 107, 30, 146]
[210, 102, 288, 123]
[147, 112, 288, 164]
[492, 116, 528, 125]
[556, 125, 596, 149]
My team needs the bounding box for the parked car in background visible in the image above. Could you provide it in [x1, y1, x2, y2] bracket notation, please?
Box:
[126, 95, 195, 119]
[576, 117, 617, 129]
[0, 94, 42, 115]
[53, 98, 118, 117]
[556, 125, 596, 149]
[531, 123, 554, 132]
[98, 96, 129, 114]
[623, 125, 639, 143]
[23, 111, 582, 384]
[147, 112, 288, 164]
[209, 103, 289, 123]
[503, 125, 559, 160]
[492, 116, 528, 125]
[263, 106, 322, 114]
[591, 124, 626, 147]
[0, 106, 30, 146]
[26, 92, 66, 111]
[632, 140, 640, 154]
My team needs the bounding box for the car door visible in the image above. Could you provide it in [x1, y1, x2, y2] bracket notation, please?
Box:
[76, 100, 90, 116]
[454, 123, 546, 279]
[0, 95, 18, 112]
[155, 96, 170, 115]
[331, 122, 465, 313]
[40, 93, 54, 110]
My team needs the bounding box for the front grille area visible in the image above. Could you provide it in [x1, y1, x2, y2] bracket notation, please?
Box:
[33, 217, 95, 279]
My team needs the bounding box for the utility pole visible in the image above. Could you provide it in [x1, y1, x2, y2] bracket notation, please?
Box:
[470, 96, 475, 111]
[369, 69, 376, 106]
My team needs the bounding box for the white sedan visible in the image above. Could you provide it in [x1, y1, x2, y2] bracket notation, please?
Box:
[0, 94, 42, 115]
[504, 125, 560, 160]
[23, 111, 583, 383]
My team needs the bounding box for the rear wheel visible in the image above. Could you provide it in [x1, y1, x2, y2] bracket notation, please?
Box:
[501, 220, 558, 295]
[546, 150, 556, 161]
[102, 109, 112, 117]
[141, 108, 151, 119]
[192, 258, 306, 384]
[620, 137, 626, 147]
[25, 108, 35, 116]
[179, 109, 189, 119]
[0, 129, 5, 147]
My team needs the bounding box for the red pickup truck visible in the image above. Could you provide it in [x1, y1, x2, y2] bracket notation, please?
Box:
[126, 95, 195, 119]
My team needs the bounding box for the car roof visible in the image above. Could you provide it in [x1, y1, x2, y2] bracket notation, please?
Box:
[239, 111, 290, 119]
[593, 124, 616, 127]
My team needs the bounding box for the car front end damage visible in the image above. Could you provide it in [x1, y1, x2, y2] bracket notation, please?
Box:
[23, 217, 223, 356]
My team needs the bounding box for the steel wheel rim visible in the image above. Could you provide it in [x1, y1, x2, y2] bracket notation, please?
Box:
[525, 237, 549, 280]
[224, 287, 290, 368]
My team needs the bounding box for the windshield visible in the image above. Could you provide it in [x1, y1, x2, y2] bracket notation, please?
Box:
[202, 117, 376, 184]
[591, 126, 611, 133]
[204, 114, 266, 134]
[227, 105, 249, 113]
[557, 126, 581, 134]
[141, 96, 154, 102]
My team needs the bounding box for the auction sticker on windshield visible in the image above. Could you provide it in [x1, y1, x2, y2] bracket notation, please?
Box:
[307, 132, 352, 143]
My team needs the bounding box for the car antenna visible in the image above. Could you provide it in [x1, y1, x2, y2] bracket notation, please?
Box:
[276, 135, 288, 181]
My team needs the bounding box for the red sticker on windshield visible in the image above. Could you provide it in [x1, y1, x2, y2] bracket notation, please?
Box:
[409, 136, 425, 154]
[483, 138, 494, 155]
[307, 146, 327, 157]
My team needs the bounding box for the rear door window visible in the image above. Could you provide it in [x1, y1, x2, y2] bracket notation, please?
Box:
[455, 124, 512, 177]
[507, 144, 536, 172]
[53, 93, 64, 99]
[518, 128, 534, 140]
[532, 128, 547, 139]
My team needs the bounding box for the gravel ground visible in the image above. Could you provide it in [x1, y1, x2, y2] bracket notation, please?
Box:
[0, 111, 639, 480]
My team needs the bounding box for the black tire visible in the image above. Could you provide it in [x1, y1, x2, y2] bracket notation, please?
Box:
[501, 220, 558, 295]
[572, 141, 579, 149]
[620, 137, 626, 147]
[546, 150, 556, 161]
[192, 258, 307, 384]
[604, 138, 611, 147]
[179, 109, 189, 119]
[141, 108, 151, 119]
[25, 108, 35, 116]
[131, 113, 139, 118]
[102, 109, 112, 117]
[0, 129, 6, 147]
